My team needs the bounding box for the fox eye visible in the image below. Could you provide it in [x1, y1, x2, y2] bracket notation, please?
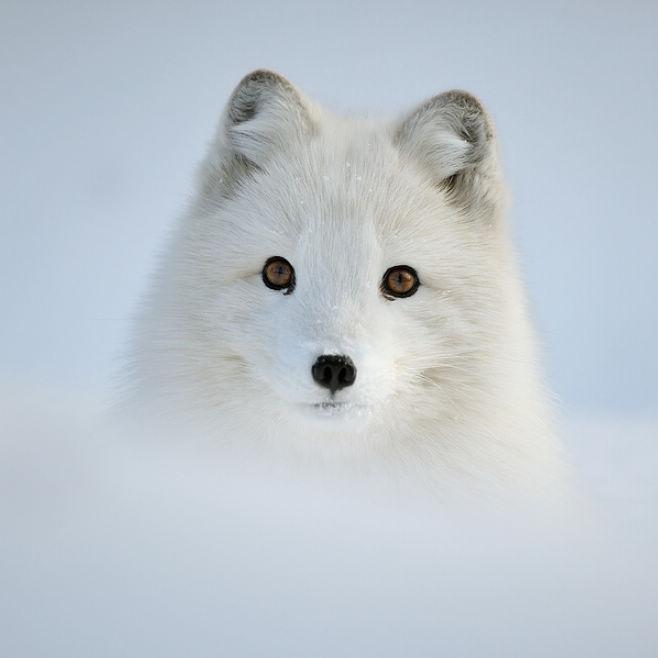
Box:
[262, 256, 295, 294]
[381, 265, 420, 299]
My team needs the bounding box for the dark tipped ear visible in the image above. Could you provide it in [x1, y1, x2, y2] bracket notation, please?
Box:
[395, 90, 500, 206]
[223, 69, 314, 167]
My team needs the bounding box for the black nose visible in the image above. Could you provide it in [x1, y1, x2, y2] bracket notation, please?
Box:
[311, 354, 357, 393]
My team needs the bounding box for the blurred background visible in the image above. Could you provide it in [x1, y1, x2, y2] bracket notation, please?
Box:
[1, 2, 657, 657]
[1, 0, 657, 418]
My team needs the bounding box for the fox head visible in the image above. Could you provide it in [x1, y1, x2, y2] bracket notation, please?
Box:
[133, 70, 551, 470]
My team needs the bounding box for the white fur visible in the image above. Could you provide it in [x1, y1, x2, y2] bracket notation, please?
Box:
[126, 71, 568, 501]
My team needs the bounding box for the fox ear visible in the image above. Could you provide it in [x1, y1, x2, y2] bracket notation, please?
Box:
[223, 69, 314, 167]
[200, 70, 314, 199]
[395, 90, 500, 207]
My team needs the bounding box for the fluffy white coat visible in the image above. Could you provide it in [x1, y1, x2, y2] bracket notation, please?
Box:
[127, 70, 567, 500]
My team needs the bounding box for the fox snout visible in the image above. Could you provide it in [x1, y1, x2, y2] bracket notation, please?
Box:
[311, 355, 357, 393]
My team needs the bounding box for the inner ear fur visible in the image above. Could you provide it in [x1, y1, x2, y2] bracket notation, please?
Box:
[224, 69, 314, 168]
[395, 90, 501, 208]
[199, 70, 315, 200]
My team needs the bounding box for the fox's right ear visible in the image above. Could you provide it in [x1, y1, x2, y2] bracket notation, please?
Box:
[224, 70, 315, 166]
[201, 70, 314, 195]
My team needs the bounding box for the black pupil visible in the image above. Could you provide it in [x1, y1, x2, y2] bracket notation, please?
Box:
[392, 269, 410, 289]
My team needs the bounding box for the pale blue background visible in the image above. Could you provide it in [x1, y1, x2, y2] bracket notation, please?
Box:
[2, 4, 658, 656]
[1, 0, 657, 417]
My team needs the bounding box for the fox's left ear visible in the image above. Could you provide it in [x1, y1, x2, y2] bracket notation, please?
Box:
[395, 91, 502, 208]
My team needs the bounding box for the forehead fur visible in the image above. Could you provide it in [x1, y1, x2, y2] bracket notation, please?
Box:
[208, 115, 488, 279]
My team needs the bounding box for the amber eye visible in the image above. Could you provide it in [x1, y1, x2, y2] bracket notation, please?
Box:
[381, 265, 420, 299]
[262, 256, 295, 293]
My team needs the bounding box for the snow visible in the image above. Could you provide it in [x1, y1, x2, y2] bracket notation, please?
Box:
[1, 389, 657, 657]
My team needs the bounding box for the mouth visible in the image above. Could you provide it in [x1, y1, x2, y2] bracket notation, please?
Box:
[298, 400, 372, 428]
[312, 401, 349, 411]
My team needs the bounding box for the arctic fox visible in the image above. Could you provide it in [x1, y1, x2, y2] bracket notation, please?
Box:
[128, 70, 566, 498]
